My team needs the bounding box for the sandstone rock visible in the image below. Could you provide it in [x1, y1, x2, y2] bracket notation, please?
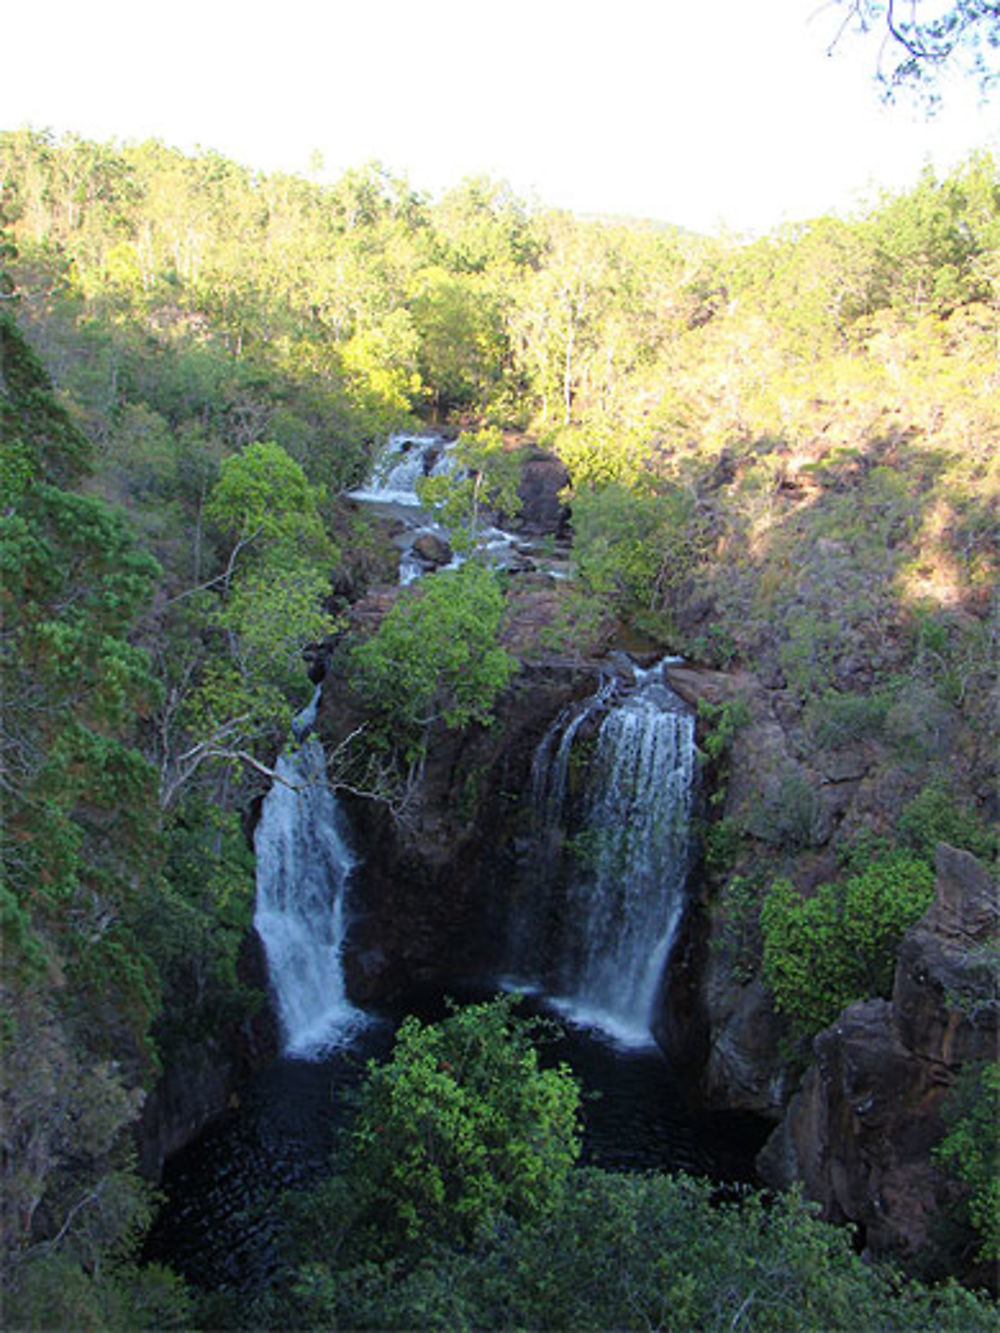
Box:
[138, 929, 277, 1178]
[510, 449, 570, 537]
[411, 531, 452, 566]
[701, 976, 793, 1117]
[757, 844, 998, 1266]
[319, 659, 599, 1002]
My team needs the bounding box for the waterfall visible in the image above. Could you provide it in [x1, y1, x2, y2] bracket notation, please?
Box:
[348, 431, 520, 582]
[348, 432, 457, 507]
[253, 701, 366, 1058]
[512, 663, 695, 1046]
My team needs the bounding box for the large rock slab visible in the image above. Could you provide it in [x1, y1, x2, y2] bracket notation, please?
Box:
[758, 845, 998, 1264]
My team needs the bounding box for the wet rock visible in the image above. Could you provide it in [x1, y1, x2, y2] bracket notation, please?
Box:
[319, 658, 600, 1002]
[138, 930, 277, 1178]
[701, 977, 793, 1117]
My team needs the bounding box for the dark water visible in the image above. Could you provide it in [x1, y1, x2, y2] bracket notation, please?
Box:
[145, 991, 769, 1292]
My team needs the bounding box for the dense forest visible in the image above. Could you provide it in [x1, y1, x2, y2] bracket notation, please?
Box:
[1, 128, 998, 1329]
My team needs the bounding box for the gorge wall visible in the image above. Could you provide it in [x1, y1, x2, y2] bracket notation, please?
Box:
[759, 845, 997, 1274]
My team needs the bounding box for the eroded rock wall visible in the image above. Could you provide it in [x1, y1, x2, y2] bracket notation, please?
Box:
[318, 658, 600, 1002]
[757, 845, 998, 1265]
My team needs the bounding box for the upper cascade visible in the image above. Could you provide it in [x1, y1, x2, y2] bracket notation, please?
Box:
[348, 430, 521, 583]
[509, 660, 696, 1046]
[348, 432, 457, 507]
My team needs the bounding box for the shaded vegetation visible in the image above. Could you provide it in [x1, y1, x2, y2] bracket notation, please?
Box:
[200, 1001, 998, 1333]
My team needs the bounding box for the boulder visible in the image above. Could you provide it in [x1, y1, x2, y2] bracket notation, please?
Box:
[510, 448, 571, 537]
[411, 531, 453, 566]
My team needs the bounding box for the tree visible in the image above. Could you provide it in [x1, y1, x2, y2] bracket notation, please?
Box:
[934, 1060, 1000, 1262]
[287, 996, 581, 1263]
[345, 561, 518, 769]
[411, 266, 508, 412]
[155, 441, 338, 808]
[1, 309, 171, 1308]
[825, 1, 1000, 102]
[760, 852, 935, 1036]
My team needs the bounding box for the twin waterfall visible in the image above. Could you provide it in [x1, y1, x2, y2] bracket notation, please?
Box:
[511, 663, 696, 1045]
[253, 658, 695, 1055]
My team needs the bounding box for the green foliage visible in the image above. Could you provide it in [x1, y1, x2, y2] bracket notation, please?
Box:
[761, 852, 935, 1036]
[156, 440, 339, 807]
[290, 996, 581, 1260]
[899, 781, 997, 864]
[278, 1168, 996, 1332]
[0, 309, 92, 504]
[697, 696, 752, 763]
[744, 769, 824, 850]
[804, 684, 898, 749]
[2, 1252, 192, 1332]
[702, 816, 743, 872]
[934, 1062, 1000, 1263]
[346, 562, 518, 763]
[572, 481, 709, 638]
[143, 798, 260, 1050]
[777, 610, 843, 700]
[204, 438, 330, 562]
[712, 870, 768, 983]
[416, 427, 523, 553]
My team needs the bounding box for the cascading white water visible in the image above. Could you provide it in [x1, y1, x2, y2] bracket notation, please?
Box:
[348, 431, 521, 582]
[348, 432, 457, 507]
[513, 663, 695, 1046]
[253, 711, 366, 1058]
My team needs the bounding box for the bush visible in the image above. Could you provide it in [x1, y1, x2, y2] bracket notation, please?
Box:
[712, 870, 767, 983]
[761, 852, 935, 1036]
[347, 562, 518, 763]
[934, 1061, 1000, 1264]
[804, 686, 896, 749]
[899, 782, 997, 864]
[282, 1170, 997, 1332]
[288, 996, 581, 1263]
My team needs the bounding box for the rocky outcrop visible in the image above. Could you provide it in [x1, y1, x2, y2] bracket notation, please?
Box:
[137, 930, 278, 1177]
[411, 531, 452, 567]
[318, 658, 601, 1002]
[758, 845, 998, 1265]
[509, 447, 570, 537]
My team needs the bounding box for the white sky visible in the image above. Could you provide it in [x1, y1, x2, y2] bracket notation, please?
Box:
[3, 0, 996, 235]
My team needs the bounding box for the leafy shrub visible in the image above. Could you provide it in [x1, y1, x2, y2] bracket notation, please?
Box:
[281, 1170, 996, 1332]
[761, 852, 935, 1036]
[884, 681, 957, 761]
[347, 562, 518, 763]
[703, 816, 743, 873]
[804, 686, 896, 749]
[288, 996, 581, 1262]
[572, 481, 709, 622]
[697, 696, 752, 762]
[746, 770, 824, 849]
[934, 1062, 1000, 1264]
[712, 870, 767, 983]
[899, 782, 997, 864]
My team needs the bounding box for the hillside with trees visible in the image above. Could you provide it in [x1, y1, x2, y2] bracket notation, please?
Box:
[1, 129, 997, 1327]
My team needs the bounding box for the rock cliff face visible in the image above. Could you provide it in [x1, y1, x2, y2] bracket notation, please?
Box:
[757, 845, 998, 1266]
[317, 657, 600, 1002]
[138, 930, 278, 1177]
